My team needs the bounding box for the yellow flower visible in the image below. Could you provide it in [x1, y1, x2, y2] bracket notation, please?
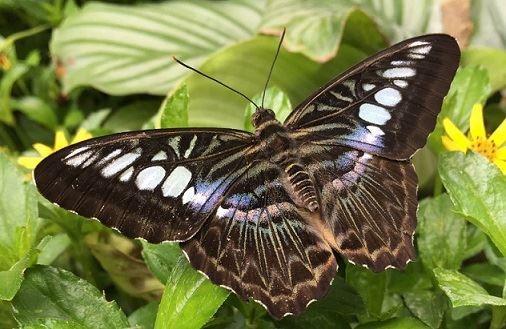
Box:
[18, 128, 92, 170]
[0, 53, 11, 70]
[442, 103, 506, 174]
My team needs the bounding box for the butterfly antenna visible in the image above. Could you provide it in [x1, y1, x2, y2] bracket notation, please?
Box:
[173, 57, 259, 110]
[261, 27, 286, 109]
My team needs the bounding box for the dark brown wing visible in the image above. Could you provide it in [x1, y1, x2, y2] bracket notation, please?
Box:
[182, 160, 337, 319]
[298, 142, 417, 271]
[34, 128, 254, 243]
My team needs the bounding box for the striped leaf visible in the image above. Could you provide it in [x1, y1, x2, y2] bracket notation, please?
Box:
[51, 1, 264, 95]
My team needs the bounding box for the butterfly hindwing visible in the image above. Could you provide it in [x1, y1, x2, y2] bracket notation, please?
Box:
[34, 129, 254, 242]
[299, 142, 417, 271]
[182, 160, 337, 318]
[285, 34, 460, 160]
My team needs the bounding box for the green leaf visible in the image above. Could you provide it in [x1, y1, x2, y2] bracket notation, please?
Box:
[36, 233, 71, 265]
[22, 319, 87, 329]
[0, 153, 38, 269]
[462, 263, 506, 287]
[129, 302, 158, 329]
[434, 268, 506, 307]
[184, 36, 369, 128]
[160, 84, 189, 129]
[11, 265, 130, 328]
[154, 256, 229, 329]
[346, 265, 387, 321]
[10, 96, 58, 129]
[102, 99, 160, 133]
[355, 317, 429, 329]
[439, 152, 506, 256]
[51, 1, 264, 95]
[427, 66, 491, 153]
[403, 290, 447, 329]
[260, 1, 385, 62]
[0, 63, 29, 124]
[462, 48, 506, 93]
[140, 240, 181, 283]
[0, 249, 37, 301]
[417, 194, 467, 270]
[244, 86, 292, 132]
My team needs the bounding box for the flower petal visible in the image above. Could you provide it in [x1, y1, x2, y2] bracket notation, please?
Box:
[71, 128, 92, 144]
[442, 136, 467, 152]
[490, 119, 506, 147]
[470, 103, 486, 140]
[54, 130, 69, 150]
[17, 156, 42, 170]
[497, 147, 506, 160]
[443, 118, 471, 149]
[494, 159, 506, 175]
[33, 143, 53, 157]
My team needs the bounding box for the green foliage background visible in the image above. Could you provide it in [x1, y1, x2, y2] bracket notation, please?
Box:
[0, 0, 506, 328]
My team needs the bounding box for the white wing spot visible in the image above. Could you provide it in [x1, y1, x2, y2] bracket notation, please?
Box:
[119, 167, 134, 182]
[182, 186, 195, 204]
[162, 166, 192, 197]
[408, 53, 425, 59]
[391, 60, 413, 66]
[411, 45, 432, 55]
[374, 87, 402, 106]
[184, 135, 197, 158]
[136, 166, 166, 191]
[101, 148, 141, 177]
[64, 150, 93, 167]
[359, 103, 391, 125]
[394, 80, 408, 88]
[64, 146, 90, 160]
[409, 40, 430, 47]
[330, 91, 353, 102]
[152, 151, 167, 161]
[366, 125, 385, 136]
[362, 83, 375, 91]
[382, 67, 416, 79]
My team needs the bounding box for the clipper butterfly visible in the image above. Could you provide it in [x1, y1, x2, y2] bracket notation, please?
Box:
[34, 34, 460, 318]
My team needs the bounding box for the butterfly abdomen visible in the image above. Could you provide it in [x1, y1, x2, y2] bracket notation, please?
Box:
[284, 162, 319, 212]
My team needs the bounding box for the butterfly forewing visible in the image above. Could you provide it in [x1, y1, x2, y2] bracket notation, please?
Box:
[34, 129, 255, 242]
[285, 34, 460, 160]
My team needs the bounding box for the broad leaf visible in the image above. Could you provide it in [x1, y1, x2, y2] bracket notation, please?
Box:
[260, 1, 385, 62]
[355, 317, 429, 329]
[403, 290, 447, 329]
[462, 263, 505, 287]
[461, 48, 506, 93]
[346, 265, 387, 321]
[434, 268, 506, 308]
[439, 152, 506, 256]
[154, 257, 229, 329]
[11, 265, 130, 328]
[129, 302, 158, 329]
[417, 194, 467, 270]
[51, 1, 264, 95]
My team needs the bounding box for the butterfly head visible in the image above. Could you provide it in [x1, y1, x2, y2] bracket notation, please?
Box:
[252, 107, 276, 129]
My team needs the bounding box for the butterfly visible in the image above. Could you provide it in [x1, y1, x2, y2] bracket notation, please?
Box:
[34, 34, 460, 319]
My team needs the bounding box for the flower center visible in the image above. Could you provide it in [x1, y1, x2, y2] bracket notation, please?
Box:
[470, 136, 498, 161]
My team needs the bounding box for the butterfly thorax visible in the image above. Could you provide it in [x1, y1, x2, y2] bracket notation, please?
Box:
[253, 108, 319, 213]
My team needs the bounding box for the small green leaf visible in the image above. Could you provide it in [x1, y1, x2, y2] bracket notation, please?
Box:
[10, 96, 58, 129]
[434, 268, 506, 308]
[51, 1, 263, 95]
[0, 249, 36, 301]
[0, 63, 29, 124]
[160, 84, 189, 129]
[355, 317, 429, 329]
[346, 265, 387, 320]
[439, 152, 506, 256]
[102, 99, 160, 133]
[23, 319, 87, 329]
[140, 240, 182, 283]
[427, 66, 491, 153]
[417, 194, 467, 270]
[462, 48, 506, 93]
[244, 86, 292, 132]
[462, 263, 506, 287]
[129, 302, 158, 329]
[154, 256, 229, 329]
[11, 265, 130, 328]
[403, 290, 447, 329]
